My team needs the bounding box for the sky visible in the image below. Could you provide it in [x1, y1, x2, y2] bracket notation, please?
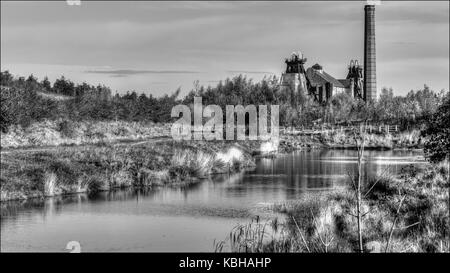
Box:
[1, 1, 449, 97]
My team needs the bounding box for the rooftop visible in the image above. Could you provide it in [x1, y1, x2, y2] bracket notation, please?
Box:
[306, 66, 345, 88]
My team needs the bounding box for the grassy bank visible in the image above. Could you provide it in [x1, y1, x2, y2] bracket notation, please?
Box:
[217, 162, 449, 253]
[0, 119, 172, 149]
[0, 140, 256, 201]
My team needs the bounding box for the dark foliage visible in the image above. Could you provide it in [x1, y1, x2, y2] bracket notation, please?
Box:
[0, 70, 447, 132]
[422, 92, 450, 163]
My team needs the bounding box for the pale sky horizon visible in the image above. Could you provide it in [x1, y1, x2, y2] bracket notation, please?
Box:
[1, 1, 449, 97]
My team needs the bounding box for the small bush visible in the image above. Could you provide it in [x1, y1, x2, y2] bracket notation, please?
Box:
[58, 120, 77, 138]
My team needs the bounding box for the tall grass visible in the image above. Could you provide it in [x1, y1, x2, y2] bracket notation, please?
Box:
[218, 164, 449, 253]
[1, 140, 255, 201]
[43, 171, 57, 196]
[170, 149, 216, 179]
[169, 146, 249, 180]
[396, 130, 421, 147]
[215, 217, 294, 253]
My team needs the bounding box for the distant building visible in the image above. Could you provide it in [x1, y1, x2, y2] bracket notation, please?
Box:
[280, 4, 377, 104]
[279, 52, 308, 103]
[280, 53, 363, 104]
[343, 60, 364, 99]
[306, 64, 346, 103]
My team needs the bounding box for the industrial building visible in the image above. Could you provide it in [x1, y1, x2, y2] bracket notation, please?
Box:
[280, 2, 377, 103]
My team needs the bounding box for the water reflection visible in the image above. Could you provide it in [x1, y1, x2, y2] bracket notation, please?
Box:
[1, 149, 426, 252]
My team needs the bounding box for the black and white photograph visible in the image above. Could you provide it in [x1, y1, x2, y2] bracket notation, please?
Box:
[0, 0, 449, 260]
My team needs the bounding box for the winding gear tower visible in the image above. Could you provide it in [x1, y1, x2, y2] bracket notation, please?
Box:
[280, 52, 309, 106]
[346, 60, 364, 99]
[364, 3, 377, 101]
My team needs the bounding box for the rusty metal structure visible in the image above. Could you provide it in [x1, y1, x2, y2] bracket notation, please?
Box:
[346, 60, 364, 99]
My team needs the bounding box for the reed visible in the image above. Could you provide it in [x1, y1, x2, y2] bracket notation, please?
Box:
[43, 171, 57, 197]
[1, 140, 256, 201]
[219, 164, 449, 253]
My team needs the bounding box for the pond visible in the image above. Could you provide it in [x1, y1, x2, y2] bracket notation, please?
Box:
[0, 149, 426, 252]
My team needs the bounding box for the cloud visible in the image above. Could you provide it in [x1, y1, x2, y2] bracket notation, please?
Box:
[86, 69, 200, 77]
[66, 0, 81, 6]
[226, 70, 275, 75]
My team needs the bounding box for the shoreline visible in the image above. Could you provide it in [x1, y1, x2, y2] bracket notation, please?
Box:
[0, 140, 258, 202]
[1, 142, 423, 203]
[1, 124, 424, 202]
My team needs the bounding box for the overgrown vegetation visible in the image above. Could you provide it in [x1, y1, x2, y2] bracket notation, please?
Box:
[0, 119, 171, 148]
[422, 93, 450, 163]
[217, 121, 449, 253]
[216, 163, 449, 253]
[1, 71, 447, 133]
[0, 141, 256, 201]
[218, 121, 449, 253]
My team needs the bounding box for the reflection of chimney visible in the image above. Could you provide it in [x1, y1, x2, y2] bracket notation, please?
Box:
[364, 4, 377, 101]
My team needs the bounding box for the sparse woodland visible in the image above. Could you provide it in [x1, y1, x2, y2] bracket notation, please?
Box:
[0, 70, 447, 133]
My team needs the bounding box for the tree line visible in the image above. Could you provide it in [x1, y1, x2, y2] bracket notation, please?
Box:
[0, 70, 448, 133]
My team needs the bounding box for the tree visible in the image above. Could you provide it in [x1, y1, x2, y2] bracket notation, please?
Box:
[0, 70, 14, 86]
[41, 76, 52, 92]
[74, 82, 92, 97]
[422, 92, 450, 163]
[327, 92, 356, 124]
[377, 87, 395, 121]
[0, 87, 12, 132]
[53, 76, 75, 96]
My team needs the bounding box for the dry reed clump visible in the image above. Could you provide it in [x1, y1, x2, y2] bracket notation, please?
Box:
[169, 149, 216, 180]
[168, 145, 251, 181]
[75, 176, 90, 193]
[228, 218, 271, 253]
[329, 131, 347, 144]
[215, 217, 293, 253]
[110, 170, 134, 188]
[43, 171, 58, 197]
[364, 133, 393, 148]
[396, 130, 421, 146]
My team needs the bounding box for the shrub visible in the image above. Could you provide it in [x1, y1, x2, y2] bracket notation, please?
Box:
[58, 120, 77, 138]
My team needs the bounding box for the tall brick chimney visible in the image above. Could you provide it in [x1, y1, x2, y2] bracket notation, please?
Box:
[364, 4, 377, 101]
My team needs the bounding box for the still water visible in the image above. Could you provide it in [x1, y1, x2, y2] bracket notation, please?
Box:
[1, 150, 426, 252]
